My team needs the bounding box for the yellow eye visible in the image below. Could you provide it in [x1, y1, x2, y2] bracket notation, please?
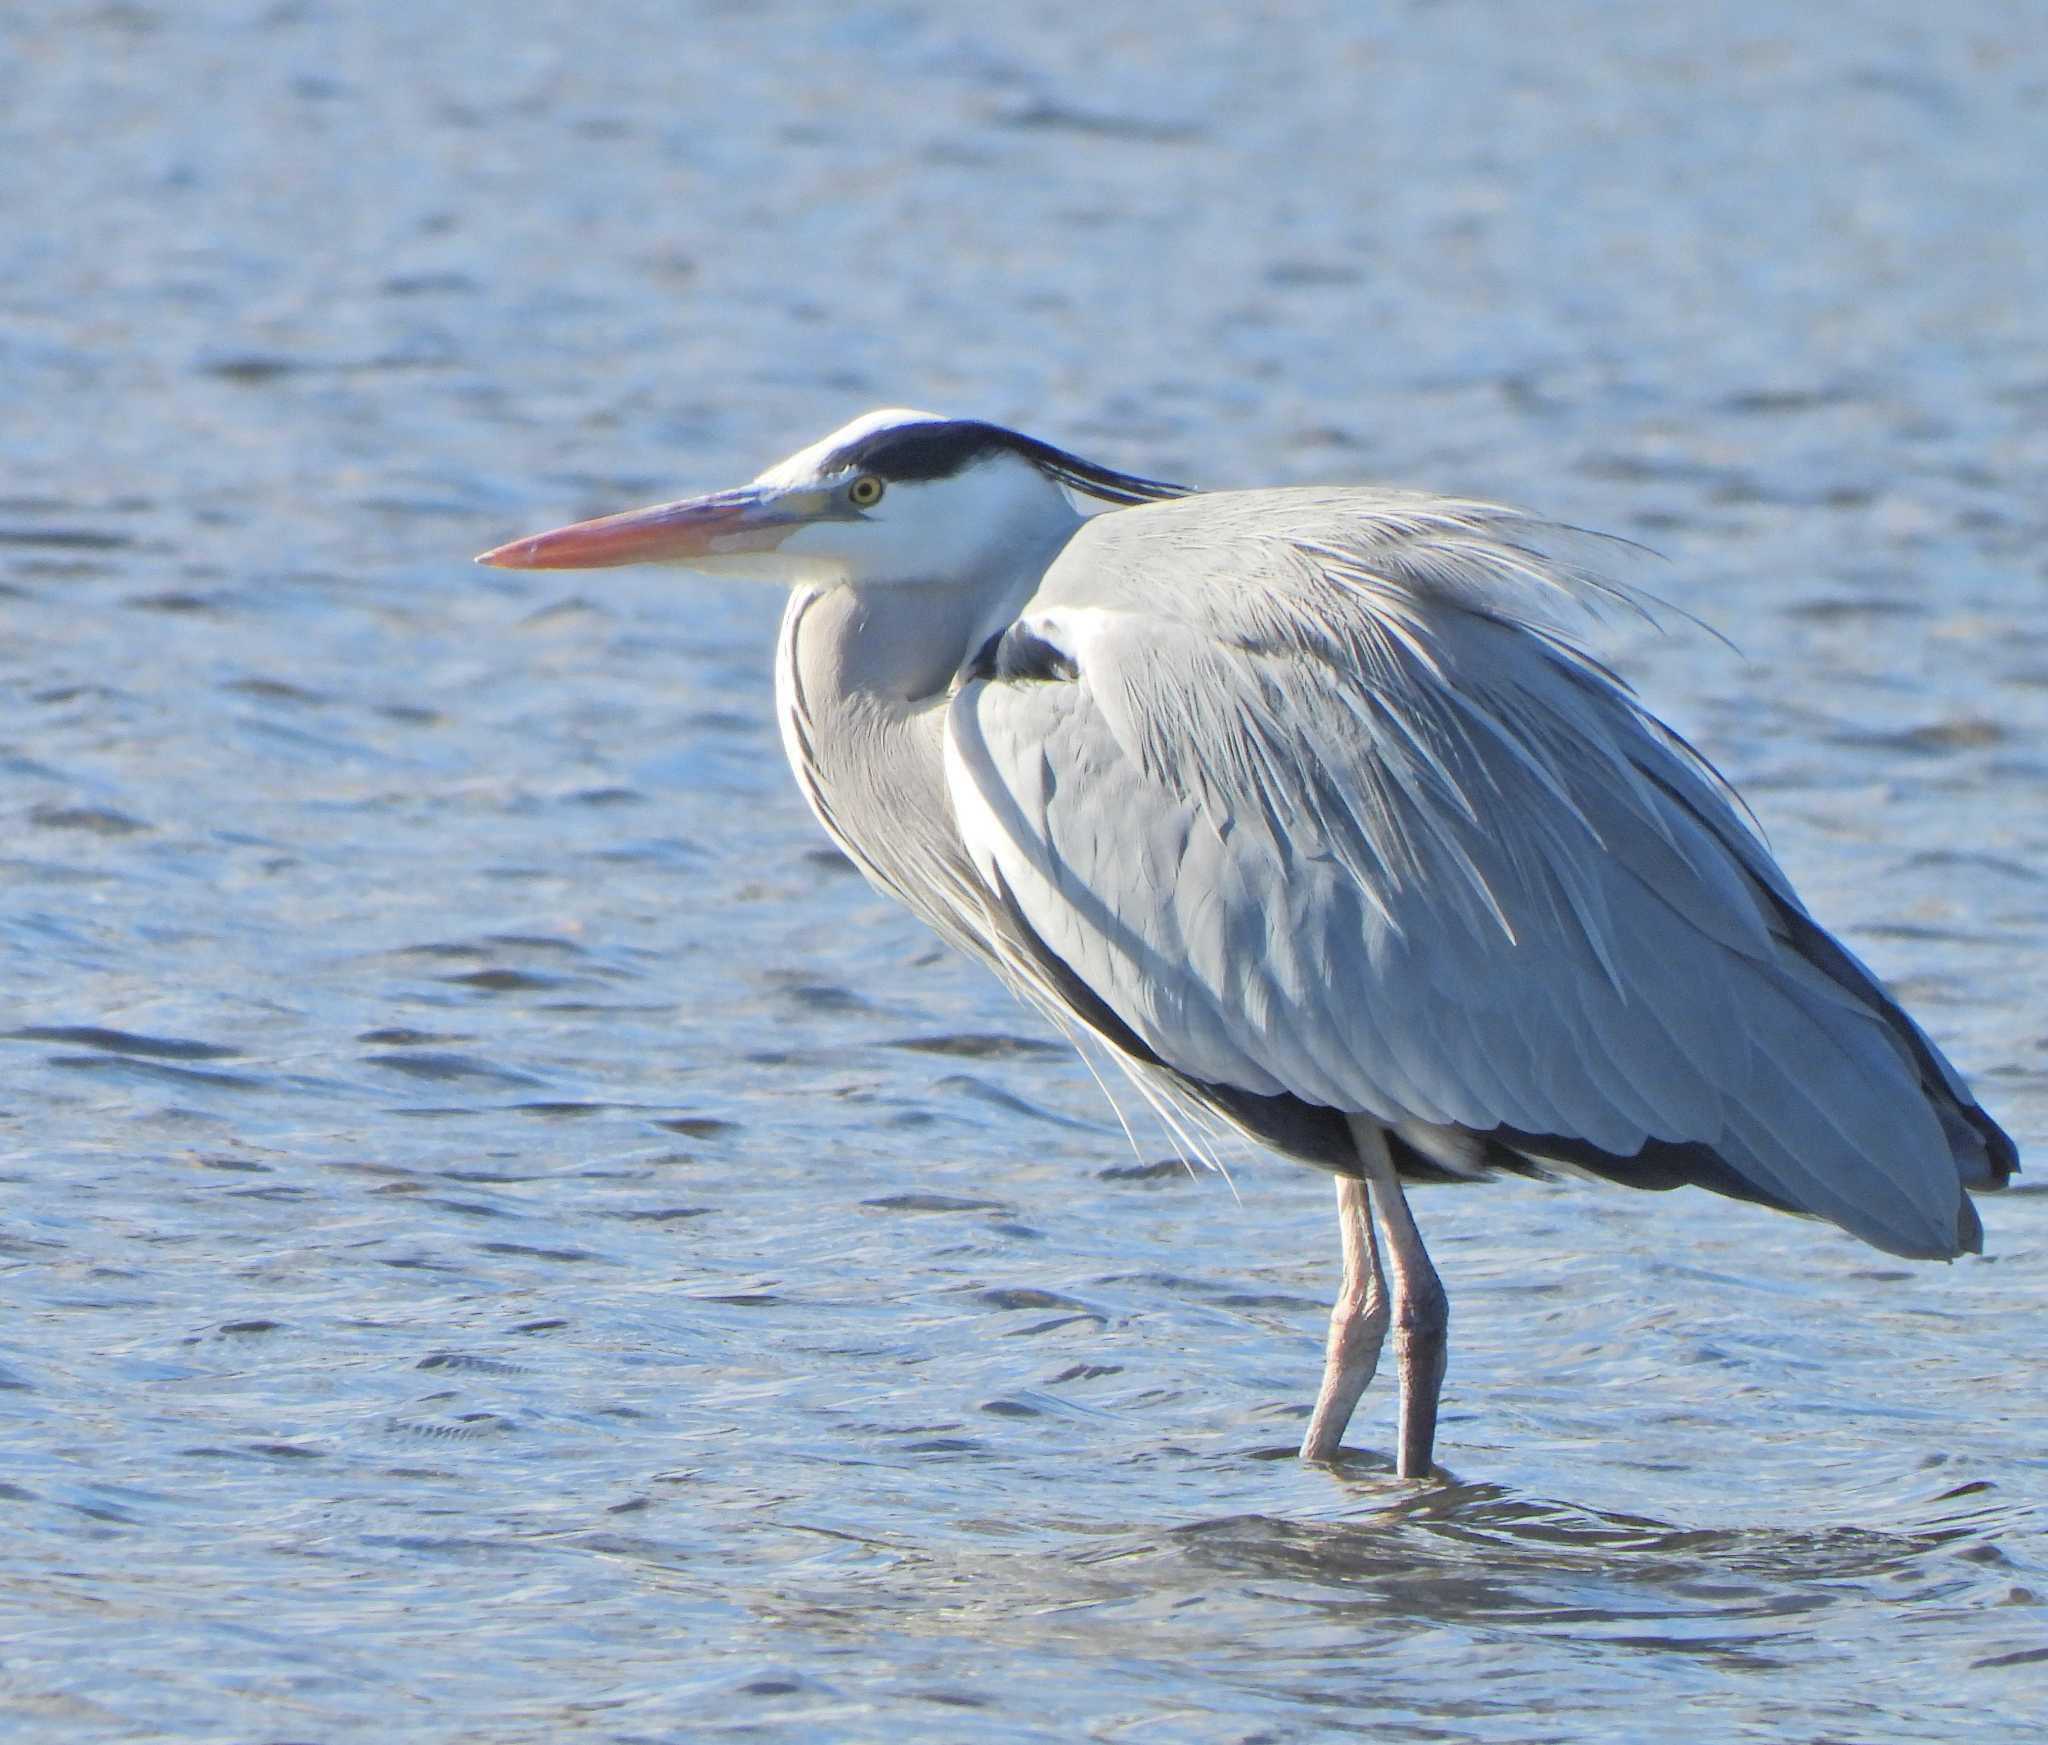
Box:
[848, 474, 885, 508]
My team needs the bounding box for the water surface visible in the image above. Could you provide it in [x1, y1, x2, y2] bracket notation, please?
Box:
[2, 2, 2045, 1739]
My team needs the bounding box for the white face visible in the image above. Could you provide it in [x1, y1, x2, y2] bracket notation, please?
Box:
[753, 411, 1086, 592]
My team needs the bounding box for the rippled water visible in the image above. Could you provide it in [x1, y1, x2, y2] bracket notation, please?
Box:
[3, 2, 2045, 1739]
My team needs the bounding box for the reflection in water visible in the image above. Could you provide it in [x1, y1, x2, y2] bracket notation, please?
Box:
[721, 1457, 2046, 1738]
[1169, 1485, 1952, 1648]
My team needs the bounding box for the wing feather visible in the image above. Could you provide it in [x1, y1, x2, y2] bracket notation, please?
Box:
[941, 490, 2007, 1258]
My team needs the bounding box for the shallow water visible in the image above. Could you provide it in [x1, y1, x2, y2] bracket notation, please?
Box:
[3, 1, 2046, 1739]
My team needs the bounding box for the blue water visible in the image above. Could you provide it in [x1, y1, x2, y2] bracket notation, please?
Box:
[3, 2, 2045, 1739]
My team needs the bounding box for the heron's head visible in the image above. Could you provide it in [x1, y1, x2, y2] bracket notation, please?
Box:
[476, 408, 1186, 590]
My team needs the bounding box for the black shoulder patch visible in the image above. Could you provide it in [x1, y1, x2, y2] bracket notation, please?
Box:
[827, 418, 1192, 505]
[965, 623, 1080, 686]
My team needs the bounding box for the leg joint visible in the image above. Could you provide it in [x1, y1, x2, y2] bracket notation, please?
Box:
[1392, 1274, 1448, 1338]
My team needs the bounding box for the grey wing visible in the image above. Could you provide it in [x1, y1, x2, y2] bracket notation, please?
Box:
[942, 494, 2011, 1260]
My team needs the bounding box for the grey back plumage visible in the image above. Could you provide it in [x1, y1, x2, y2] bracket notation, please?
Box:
[775, 478, 2011, 1262]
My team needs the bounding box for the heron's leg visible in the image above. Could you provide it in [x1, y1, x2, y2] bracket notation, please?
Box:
[1299, 1174, 1388, 1462]
[1347, 1118, 1448, 1479]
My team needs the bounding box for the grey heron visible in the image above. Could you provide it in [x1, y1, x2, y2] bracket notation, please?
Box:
[480, 408, 2017, 1478]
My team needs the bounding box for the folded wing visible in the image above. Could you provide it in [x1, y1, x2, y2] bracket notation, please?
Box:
[943, 490, 2011, 1259]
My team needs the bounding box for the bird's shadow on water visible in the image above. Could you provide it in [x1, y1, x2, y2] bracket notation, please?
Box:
[1133, 1451, 1979, 1662]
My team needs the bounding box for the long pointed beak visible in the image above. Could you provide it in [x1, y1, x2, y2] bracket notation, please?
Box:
[475, 485, 825, 570]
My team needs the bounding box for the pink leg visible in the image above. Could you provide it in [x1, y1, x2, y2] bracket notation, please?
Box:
[1299, 1174, 1389, 1462]
[1347, 1118, 1448, 1478]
